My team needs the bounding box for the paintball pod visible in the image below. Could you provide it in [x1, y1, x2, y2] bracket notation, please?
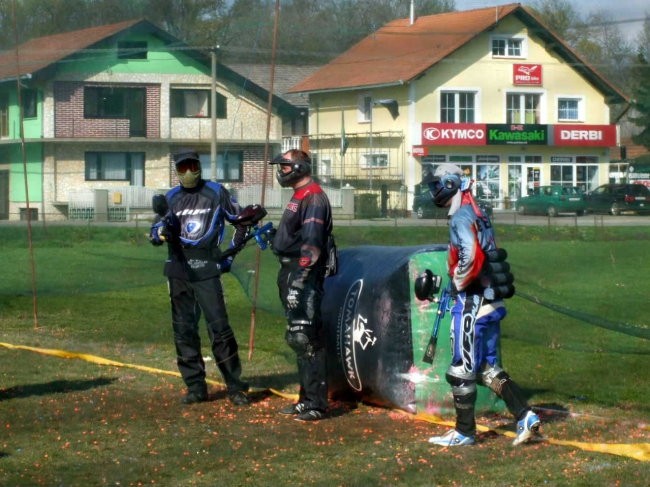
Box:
[415, 270, 451, 364]
[481, 248, 515, 300]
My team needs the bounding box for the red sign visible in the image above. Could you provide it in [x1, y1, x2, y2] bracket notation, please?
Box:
[553, 124, 617, 147]
[412, 146, 426, 156]
[421, 123, 486, 146]
[513, 64, 542, 85]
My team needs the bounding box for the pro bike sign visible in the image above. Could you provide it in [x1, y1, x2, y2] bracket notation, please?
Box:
[421, 123, 486, 146]
[552, 124, 617, 147]
[513, 64, 542, 85]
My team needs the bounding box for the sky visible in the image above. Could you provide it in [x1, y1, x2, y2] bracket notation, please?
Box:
[453, 0, 648, 41]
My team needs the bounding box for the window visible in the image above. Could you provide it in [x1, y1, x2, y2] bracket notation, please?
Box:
[361, 153, 388, 168]
[557, 97, 583, 121]
[22, 89, 37, 118]
[85, 152, 145, 184]
[576, 158, 599, 192]
[170, 89, 227, 118]
[491, 36, 525, 57]
[118, 41, 147, 60]
[358, 94, 372, 123]
[550, 165, 574, 187]
[0, 94, 8, 137]
[441, 91, 476, 122]
[507, 93, 541, 123]
[84, 86, 145, 118]
[197, 151, 243, 182]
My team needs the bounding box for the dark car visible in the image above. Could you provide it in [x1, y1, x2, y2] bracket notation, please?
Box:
[515, 185, 586, 217]
[584, 183, 650, 215]
[413, 190, 494, 219]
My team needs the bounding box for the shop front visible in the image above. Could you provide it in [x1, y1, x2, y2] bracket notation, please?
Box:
[412, 123, 617, 209]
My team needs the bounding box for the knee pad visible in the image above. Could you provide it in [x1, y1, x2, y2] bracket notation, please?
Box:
[286, 319, 314, 357]
[480, 363, 509, 394]
[446, 364, 477, 407]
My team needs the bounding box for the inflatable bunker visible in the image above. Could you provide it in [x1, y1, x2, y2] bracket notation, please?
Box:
[323, 245, 503, 415]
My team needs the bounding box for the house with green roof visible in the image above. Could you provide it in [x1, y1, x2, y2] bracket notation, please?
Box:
[0, 19, 296, 221]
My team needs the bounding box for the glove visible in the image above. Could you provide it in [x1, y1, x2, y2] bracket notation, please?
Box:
[149, 221, 167, 246]
[286, 286, 302, 310]
[219, 255, 233, 273]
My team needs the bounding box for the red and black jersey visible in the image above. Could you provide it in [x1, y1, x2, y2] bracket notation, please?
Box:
[273, 179, 332, 284]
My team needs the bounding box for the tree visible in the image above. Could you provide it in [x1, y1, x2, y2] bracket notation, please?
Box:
[630, 18, 650, 150]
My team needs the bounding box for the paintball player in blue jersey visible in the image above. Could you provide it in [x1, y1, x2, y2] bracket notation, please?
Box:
[270, 149, 334, 422]
[149, 150, 251, 407]
[424, 163, 541, 447]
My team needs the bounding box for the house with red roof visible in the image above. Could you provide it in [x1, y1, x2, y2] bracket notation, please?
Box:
[288, 3, 628, 213]
[0, 19, 295, 221]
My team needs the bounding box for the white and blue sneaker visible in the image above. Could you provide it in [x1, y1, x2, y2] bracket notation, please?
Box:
[428, 429, 475, 446]
[513, 410, 541, 446]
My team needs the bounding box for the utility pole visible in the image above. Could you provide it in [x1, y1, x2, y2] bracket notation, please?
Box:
[210, 46, 220, 182]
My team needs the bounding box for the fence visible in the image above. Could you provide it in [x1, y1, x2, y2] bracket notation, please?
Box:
[68, 186, 160, 222]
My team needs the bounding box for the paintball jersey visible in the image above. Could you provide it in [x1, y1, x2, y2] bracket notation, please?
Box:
[163, 180, 246, 281]
[273, 179, 333, 285]
[448, 191, 497, 295]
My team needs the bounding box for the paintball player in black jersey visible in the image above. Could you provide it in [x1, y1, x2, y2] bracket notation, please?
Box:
[149, 150, 251, 407]
[270, 149, 333, 422]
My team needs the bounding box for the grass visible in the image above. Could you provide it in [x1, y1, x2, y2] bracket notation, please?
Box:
[0, 222, 649, 486]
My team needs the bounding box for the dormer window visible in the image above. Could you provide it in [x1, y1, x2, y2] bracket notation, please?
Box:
[491, 36, 525, 58]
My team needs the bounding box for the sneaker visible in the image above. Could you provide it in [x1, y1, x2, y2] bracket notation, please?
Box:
[279, 402, 307, 415]
[513, 410, 541, 446]
[228, 390, 251, 406]
[181, 390, 208, 405]
[428, 429, 475, 446]
[294, 409, 327, 422]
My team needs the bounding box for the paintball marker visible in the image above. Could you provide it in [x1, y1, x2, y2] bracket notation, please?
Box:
[150, 194, 178, 244]
[415, 270, 451, 364]
[221, 204, 274, 259]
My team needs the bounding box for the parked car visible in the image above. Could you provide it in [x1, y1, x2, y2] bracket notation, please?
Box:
[412, 190, 494, 219]
[515, 185, 586, 217]
[584, 183, 650, 215]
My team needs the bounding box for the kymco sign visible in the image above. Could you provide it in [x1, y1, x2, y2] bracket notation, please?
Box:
[421, 123, 486, 146]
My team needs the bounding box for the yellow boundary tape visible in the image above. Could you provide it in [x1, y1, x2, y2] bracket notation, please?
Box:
[1, 341, 648, 462]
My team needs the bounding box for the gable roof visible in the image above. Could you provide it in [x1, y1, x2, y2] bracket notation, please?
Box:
[226, 63, 321, 108]
[0, 19, 144, 81]
[288, 3, 627, 104]
[0, 19, 294, 113]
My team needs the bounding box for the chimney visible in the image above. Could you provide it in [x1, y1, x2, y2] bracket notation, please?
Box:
[410, 0, 415, 25]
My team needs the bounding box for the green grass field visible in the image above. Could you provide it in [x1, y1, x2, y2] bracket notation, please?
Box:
[0, 223, 649, 486]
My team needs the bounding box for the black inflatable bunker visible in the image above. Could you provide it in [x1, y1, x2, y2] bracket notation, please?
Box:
[323, 245, 503, 415]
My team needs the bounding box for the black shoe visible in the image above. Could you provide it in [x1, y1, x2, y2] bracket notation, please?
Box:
[294, 409, 327, 422]
[228, 390, 251, 406]
[181, 391, 208, 405]
[279, 402, 307, 415]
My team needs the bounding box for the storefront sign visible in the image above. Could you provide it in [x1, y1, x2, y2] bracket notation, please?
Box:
[486, 124, 547, 145]
[415, 123, 618, 151]
[552, 124, 617, 147]
[421, 123, 486, 145]
[513, 64, 542, 85]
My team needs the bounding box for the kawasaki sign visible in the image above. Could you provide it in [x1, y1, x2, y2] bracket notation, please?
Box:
[486, 124, 547, 145]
